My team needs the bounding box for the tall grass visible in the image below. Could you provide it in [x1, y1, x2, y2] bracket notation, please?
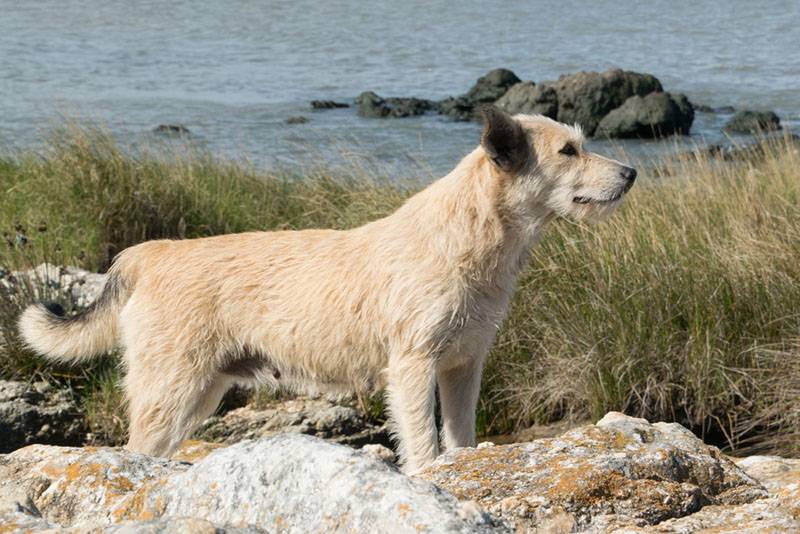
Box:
[482, 134, 800, 454]
[1, 125, 798, 454]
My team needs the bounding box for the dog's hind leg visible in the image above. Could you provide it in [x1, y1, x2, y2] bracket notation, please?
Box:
[124, 354, 230, 458]
[437, 357, 484, 450]
[385, 352, 439, 472]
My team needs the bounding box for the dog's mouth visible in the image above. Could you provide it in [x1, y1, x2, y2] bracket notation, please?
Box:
[572, 182, 633, 205]
[572, 192, 623, 205]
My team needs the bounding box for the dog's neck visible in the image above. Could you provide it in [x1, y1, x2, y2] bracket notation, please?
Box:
[394, 147, 553, 285]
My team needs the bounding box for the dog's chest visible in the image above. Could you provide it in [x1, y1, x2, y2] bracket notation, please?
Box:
[437, 280, 516, 363]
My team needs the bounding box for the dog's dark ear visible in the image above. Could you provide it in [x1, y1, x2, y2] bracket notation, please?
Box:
[480, 106, 529, 172]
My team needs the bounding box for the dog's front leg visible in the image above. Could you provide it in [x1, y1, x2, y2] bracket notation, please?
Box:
[437, 356, 484, 450]
[386, 352, 439, 472]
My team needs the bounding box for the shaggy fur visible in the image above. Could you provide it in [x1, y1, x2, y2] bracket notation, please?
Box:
[19, 108, 636, 471]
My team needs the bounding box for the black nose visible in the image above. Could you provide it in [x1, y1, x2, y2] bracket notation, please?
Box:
[621, 166, 637, 182]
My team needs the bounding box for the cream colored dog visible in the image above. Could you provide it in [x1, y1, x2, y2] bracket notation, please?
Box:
[20, 107, 636, 471]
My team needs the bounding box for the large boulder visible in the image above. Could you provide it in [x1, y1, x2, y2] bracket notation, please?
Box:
[464, 68, 521, 105]
[0, 435, 500, 533]
[418, 412, 767, 532]
[196, 395, 391, 448]
[0, 381, 85, 453]
[595, 92, 695, 138]
[550, 69, 664, 135]
[723, 109, 781, 133]
[494, 82, 558, 119]
[355, 91, 435, 118]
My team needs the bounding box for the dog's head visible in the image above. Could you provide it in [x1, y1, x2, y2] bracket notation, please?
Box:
[480, 106, 636, 224]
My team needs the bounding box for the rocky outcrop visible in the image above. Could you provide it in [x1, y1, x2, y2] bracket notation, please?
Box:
[356, 91, 436, 118]
[349, 68, 699, 137]
[418, 412, 770, 532]
[495, 81, 558, 119]
[595, 92, 694, 138]
[1, 412, 797, 532]
[196, 395, 391, 448]
[0, 435, 498, 533]
[0, 380, 85, 453]
[626, 456, 800, 533]
[550, 69, 664, 135]
[723, 109, 781, 133]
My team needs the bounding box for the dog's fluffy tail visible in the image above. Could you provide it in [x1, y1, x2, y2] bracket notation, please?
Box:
[18, 263, 133, 364]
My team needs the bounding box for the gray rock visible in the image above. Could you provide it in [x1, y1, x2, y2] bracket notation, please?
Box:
[0, 444, 181, 527]
[101, 517, 267, 533]
[153, 124, 190, 136]
[0, 497, 55, 532]
[0, 381, 85, 453]
[159, 436, 500, 533]
[495, 81, 558, 119]
[196, 395, 392, 449]
[0, 436, 503, 533]
[550, 69, 664, 135]
[356, 91, 435, 118]
[595, 92, 694, 138]
[723, 110, 781, 133]
[695, 103, 736, 114]
[3, 263, 107, 309]
[465, 68, 521, 105]
[438, 69, 522, 122]
[310, 100, 349, 109]
[438, 95, 477, 121]
[624, 498, 800, 533]
[285, 116, 309, 125]
[418, 412, 766, 532]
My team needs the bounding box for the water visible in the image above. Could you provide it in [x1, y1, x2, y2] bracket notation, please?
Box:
[1, 0, 798, 177]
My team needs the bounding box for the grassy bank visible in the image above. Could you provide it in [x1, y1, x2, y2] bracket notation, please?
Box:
[1, 126, 798, 454]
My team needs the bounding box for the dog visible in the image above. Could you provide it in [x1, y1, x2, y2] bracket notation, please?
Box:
[19, 107, 635, 471]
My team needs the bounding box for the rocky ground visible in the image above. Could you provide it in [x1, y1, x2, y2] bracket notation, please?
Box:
[0, 413, 798, 533]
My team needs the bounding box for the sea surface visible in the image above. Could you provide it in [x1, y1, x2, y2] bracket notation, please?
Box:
[1, 0, 798, 178]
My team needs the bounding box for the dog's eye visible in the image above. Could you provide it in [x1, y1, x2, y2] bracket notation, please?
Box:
[559, 143, 578, 156]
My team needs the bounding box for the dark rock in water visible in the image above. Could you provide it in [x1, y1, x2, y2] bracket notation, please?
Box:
[495, 82, 558, 119]
[595, 92, 694, 138]
[355, 91, 435, 118]
[438, 95, 476, 121]
[723, 110, 781, 133]
[550, 69, 663, 135]
[153, 124, 191, 136]
[464, 68, 522, 105]
[0, 380, 85, 453]
[695, 103, 736, 114]
[310, 100, 350, 109]
[356, 91, 389, 118]
[437, 68, 521, 121]
[285, 116, 309, 124]
[704, 133, 799, 161]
